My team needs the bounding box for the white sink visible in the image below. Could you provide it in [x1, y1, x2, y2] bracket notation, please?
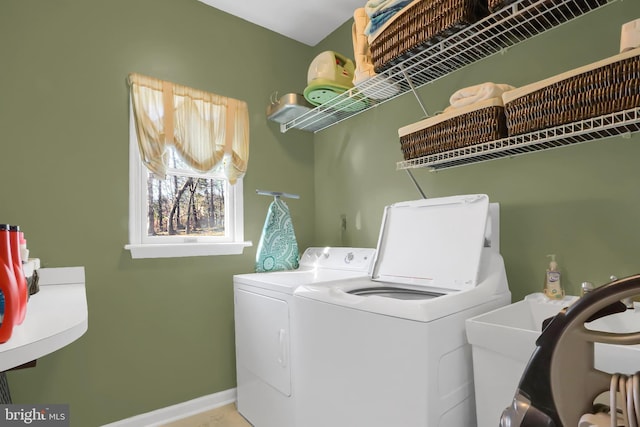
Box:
[466, 293, 640, 427]
[587, 307, 640, 374]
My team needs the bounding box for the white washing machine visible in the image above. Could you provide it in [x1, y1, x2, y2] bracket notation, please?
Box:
[233, 246, 376, 427]
[293, 195, 511, 427]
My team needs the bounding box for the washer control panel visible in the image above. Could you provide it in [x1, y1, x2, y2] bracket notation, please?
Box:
[300, 247, 376, 272]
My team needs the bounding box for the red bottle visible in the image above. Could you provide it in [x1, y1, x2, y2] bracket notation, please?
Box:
[9, 226, 27, 324]
[0, 224, 19, 343]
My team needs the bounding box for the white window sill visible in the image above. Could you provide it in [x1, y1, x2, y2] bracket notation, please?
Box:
[125, 241, 252, 259]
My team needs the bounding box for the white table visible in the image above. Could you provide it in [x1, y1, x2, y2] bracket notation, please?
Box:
[0, 266, 88, 372]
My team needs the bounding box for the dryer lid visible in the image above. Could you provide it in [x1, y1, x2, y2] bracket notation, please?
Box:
[371, 194, 489, 291]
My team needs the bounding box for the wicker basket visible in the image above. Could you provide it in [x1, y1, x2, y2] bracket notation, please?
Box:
[0, 372, 11, 404]
[488, 0, 514, 12]
[503, 49, 640, 137]
[398, 98, 507, 160]
[370, 0, 489, 73]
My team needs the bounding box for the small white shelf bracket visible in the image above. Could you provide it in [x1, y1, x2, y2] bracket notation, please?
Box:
[405, 169, 428, 199]
[400, 64, 430, 118]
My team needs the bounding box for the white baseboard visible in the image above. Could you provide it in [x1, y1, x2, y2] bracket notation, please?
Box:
[101, 388, 237, 427]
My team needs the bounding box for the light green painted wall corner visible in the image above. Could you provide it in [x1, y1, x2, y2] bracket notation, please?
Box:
[313, 0, 640, 302]
[0, 0, 315, 425]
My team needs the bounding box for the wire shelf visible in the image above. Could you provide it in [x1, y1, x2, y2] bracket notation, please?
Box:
[280, 0, 612, 133]
[396, 107, 640, 170]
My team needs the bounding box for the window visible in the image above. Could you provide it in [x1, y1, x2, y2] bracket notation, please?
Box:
[125, 74, 251, 258]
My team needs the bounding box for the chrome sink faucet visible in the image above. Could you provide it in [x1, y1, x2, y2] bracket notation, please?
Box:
[580, 281, 595, 297]
[582, 276, 634, 309]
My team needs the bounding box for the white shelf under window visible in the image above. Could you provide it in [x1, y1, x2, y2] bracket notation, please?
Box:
[280, 0, 612, 133]
[125, 241, 252, 259]
[396, 107, 640, 171]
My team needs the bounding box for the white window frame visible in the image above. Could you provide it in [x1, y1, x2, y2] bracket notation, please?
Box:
[125, 103, 252, 259]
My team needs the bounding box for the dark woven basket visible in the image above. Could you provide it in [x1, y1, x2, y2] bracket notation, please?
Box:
[488, 0, 515, 12]
[27, 269, 39, 296]
[0, 372, 12, 404]
[504, 54, 640, 136]
[370, 0, 489, 73]
[399, 105, 507, 160]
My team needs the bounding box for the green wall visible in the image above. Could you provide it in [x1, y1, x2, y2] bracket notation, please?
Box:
[314, 0, 640, 302]
[2, 0, 640, 425]
[0, 0, 315, 425]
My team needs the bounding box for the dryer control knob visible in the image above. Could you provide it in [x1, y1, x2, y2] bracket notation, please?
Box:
[345, 252, 354, 263]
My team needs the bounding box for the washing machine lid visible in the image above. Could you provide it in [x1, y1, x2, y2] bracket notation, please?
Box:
[371, 194, 488, 291]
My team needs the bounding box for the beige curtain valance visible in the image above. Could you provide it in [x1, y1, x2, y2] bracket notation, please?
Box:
[128, 73, 249, 184]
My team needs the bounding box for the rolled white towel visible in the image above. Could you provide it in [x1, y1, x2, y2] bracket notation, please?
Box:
[352, 8, 399, 100]
[352, 8, 375, 85]
[448, 82, 515, 109]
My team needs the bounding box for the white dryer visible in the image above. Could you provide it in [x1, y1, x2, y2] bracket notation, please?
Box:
[293, 195, 511, 427]
[233, 246, 376, 427]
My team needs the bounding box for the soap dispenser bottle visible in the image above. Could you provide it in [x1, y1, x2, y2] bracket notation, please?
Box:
[543, 254, 564, 300]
